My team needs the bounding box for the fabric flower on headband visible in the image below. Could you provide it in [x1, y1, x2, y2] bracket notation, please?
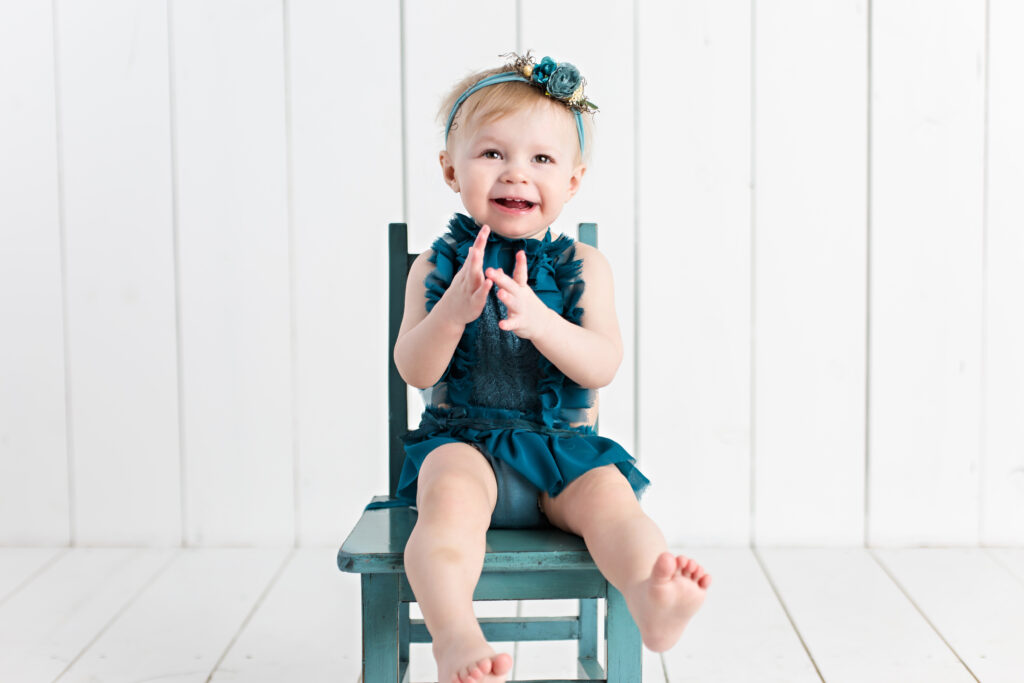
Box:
[503, 52, 598, 114]
[530, 56, 558, 84]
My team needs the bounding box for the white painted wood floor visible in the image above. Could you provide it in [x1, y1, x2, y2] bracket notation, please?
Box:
[1, 546, 1022, 682]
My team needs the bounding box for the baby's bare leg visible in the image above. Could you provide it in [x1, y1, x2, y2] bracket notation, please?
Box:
[541, 465, 711, 652]
[403, 443, 513, 682]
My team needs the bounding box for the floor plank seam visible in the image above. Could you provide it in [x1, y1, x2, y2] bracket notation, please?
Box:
[51, 548, 182, 683]
[0, 548, 68, 609]
[203, 548, 297, 683]
[867, 549, 981, 683]
[750, 547, 826, 683]
[656, 651, 670, 683]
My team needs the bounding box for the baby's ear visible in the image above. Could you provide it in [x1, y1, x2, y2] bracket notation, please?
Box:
[439, 150, 460, 193]
[566, 163, 587, 200]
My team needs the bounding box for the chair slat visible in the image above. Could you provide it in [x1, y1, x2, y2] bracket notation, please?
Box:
[578, 222, 597, 248]
[387, 223, 409, 496]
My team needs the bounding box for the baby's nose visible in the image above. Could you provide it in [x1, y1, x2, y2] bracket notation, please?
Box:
[500, 165, 528, 183]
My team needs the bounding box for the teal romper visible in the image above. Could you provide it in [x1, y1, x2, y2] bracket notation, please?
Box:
[376, 213, 650, 528]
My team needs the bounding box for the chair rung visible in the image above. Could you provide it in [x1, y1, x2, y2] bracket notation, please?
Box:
[399, 569, 607, 601]
[410, 616, 580, 643]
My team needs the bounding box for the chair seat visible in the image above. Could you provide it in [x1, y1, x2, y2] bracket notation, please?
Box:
[338, 496, 597, 575]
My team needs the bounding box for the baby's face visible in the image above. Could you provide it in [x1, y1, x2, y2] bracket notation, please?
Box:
[440, 102, 585, 240]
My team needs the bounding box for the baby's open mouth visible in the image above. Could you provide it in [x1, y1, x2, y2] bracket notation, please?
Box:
[492, 198, 536, 210]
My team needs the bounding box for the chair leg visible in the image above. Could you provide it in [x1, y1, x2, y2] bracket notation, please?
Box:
[578, 598, 598, 662]
[361, 573, 401, 683]
[605, 584, 641, 681]
[399, 602, 410, 680]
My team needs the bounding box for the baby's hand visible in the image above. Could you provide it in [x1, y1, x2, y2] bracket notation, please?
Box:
[486, 250, 557, 341]
[436, 224, 493, 326]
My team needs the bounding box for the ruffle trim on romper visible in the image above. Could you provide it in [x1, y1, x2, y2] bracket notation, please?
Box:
[396, 408, 652, 505]
[367, 213, 650, 511]
[424, 213, 586, 429]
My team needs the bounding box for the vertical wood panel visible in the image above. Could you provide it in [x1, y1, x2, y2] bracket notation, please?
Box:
[0, 4, 69, 543]
[983, 0, 1024, 544]
[754, 0, 867, 545]
[173, 0, 293, 545]
[400, 3, 516, 463]
[637, 0, 752, 544]
[403, 1, 517, 251]
[870, 0, 986, 545]
[287, 0, 401, 545]
[521, 0, 637, 457]
[57, 0, 180, 545]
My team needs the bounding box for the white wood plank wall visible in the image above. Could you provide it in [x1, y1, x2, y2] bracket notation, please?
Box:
[1, 0, 1022, 548]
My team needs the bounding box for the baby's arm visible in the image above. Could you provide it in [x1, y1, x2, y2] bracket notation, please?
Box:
[394, 225, 494, 389]
[487, 242, 623, 389]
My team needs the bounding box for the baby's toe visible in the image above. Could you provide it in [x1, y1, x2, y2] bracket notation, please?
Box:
[492, 652, 514, 675]
[653, 552, 677, 582]
[676, 556, 695, 578]
[474, 656, 493, 675]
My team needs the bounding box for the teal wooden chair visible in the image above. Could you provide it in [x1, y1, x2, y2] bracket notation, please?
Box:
[338, 222, 642, 682]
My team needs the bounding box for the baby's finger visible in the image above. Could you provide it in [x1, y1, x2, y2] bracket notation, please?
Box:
[475, 277, 493, 298]
[458, 226, 485, 276]
[473, 224, 490, 254]
[469, 243, 483, 275]
[495, 286, 515, 307]
[464, 240, 487, 278]
[513, 250, 528, 286]
[485, 267, 517, 291]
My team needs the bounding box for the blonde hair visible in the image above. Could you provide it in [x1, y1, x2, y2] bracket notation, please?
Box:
[437, 66, 595, 166]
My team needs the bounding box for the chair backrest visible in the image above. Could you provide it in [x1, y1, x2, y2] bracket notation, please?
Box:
[387, 222, 598, 496]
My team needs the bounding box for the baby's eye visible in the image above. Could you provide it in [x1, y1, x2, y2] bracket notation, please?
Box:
[533, 154, 554, 164]
[482, 149, 502, 159]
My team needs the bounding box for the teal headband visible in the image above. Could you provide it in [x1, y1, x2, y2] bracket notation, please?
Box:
[444, 53, 598, 157]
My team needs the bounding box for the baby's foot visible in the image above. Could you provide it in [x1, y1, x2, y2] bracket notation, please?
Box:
[432, 627, 513, 683]
[625, 551, 711, 652]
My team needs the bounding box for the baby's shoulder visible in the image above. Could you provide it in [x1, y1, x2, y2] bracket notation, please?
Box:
[569, 239, 599, 260]
[407, 249, 436, 284]
[412, 248, 434, 266]
[567, 240, 613, 280]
